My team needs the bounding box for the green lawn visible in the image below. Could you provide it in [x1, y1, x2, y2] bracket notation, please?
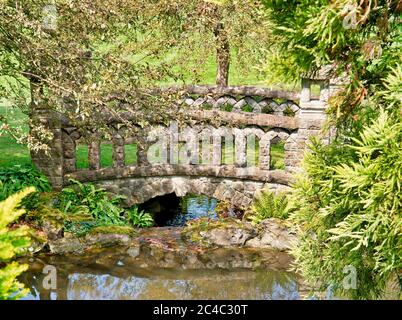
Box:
[0, 100, 31, 167]
[0, 100, 285, 170]
[0, 46, 283, 170]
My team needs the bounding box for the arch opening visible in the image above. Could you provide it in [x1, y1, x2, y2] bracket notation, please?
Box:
[270, 136, 285, 170]
[138, 193, 218, 227]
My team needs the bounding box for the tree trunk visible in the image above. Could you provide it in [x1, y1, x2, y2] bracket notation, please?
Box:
[214, 22, 230, 87]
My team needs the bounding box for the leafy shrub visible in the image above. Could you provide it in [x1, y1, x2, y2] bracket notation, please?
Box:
[127, 206, 154, 228]
[0, 165, 51, 202]
[56, 179, 126, 226]
[57, 180, 154, 236]
[249, 190, 291, 224]
[0, 187, 35, 300]
[0, 165, 51, 212]
[55, 180, 130, 236]
[290, 111, 402, 299]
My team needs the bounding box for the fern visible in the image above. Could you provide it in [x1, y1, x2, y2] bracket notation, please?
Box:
[250, 190, 291, 224]
[127, 206, 154, 228]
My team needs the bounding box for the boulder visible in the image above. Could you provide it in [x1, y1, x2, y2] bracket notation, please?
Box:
[200, 224, 256, 247]
[245, 218, 296, 251]
[183, 218, 296, 251]
[48, 233, 131, 255]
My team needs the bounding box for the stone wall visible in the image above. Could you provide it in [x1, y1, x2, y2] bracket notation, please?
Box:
[93, 176, 289, 208]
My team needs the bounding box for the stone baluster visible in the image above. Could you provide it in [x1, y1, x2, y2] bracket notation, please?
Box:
[88, 140, 100, 170]
[234, 129, 247, 167]
[112, 133, 125, 167]
[200, 127, 212, 165]
[259, 133, 271, 170]
[212, 129, 222, 166]
[62, 130, 77, 173]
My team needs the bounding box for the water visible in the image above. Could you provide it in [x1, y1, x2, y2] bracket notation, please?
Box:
[19, 247, 303, 300]
[165, 195, 218, 226]
[18, 195, 306, 300]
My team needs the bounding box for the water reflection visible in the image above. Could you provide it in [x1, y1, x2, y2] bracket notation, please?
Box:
[165, 196, 218, 226]
[19, 244, 302, 300]
[21, 266, 301, 300]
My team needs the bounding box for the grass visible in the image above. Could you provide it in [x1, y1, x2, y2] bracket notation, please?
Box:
[0, 101, 285, 170]
[0, 46, 284, 169]
[0, 101, 31, 167]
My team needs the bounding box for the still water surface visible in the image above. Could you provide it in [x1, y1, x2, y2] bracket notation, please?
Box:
[19, 195, 304, 300]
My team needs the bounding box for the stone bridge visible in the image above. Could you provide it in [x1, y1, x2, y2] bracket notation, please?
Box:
[31, 74, 337, 208]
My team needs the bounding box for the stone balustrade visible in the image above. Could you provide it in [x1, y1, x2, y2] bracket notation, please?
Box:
[31, 78, 332, 207]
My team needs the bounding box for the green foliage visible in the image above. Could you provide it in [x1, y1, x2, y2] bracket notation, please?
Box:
[0, 0, 270, 152]
[290, 111, 402, 299]
[56, 180, 129, 236]
[57, 179, 126, 225]
[57, 180, 154, 236]
[263, 0, 401, 121]
[263, 0, 402, 300]
[0, 188, 35, 300]
[127, 206, 154, 228]
[250, 190, 291, 224]
[0, 165, 51, 202]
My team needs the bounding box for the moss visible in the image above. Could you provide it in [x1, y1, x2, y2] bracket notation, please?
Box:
[28, 205, 65, 228]
[64, 212, 94, 223]
[88, 225, 136, 236]
[181, 217, 246, 244]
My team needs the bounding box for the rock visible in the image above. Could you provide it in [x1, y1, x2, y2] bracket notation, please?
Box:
[183, 218, 296, 252]
[127, 246, 140, 258]
[48, 233, 131, 255]
[245, 218, 296, 251]
[48, 237, 84, 255]
[42, 220, 64, 241]
[198, 222, 257, 247]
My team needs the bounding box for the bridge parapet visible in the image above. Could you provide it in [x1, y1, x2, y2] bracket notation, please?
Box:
[31, 76, 331, 206]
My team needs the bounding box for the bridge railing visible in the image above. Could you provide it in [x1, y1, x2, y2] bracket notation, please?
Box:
[31, 76, 332, 190]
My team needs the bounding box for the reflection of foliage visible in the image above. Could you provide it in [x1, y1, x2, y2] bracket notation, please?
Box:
[0, 187, 35, 300]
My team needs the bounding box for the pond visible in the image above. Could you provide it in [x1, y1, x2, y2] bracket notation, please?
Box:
[18, 194, 307, 300]
[19, 247, 303, 300]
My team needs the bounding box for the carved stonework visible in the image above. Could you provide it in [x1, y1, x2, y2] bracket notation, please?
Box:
[30, 81, 331, 205]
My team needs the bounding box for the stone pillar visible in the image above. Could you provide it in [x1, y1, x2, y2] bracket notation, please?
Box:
[112, 132, 125, 167]
[212, 129, 222, 166]
[234, 130, 247, 167]
[30, 85, 64, 190]
[259, 133, 271, 170]
[88, 140, 100, 170]
[200, 128, 213, 165]
[288, 74, 330, 172]
[137, 132, 149, 166]
[62, 130, 77, 173]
